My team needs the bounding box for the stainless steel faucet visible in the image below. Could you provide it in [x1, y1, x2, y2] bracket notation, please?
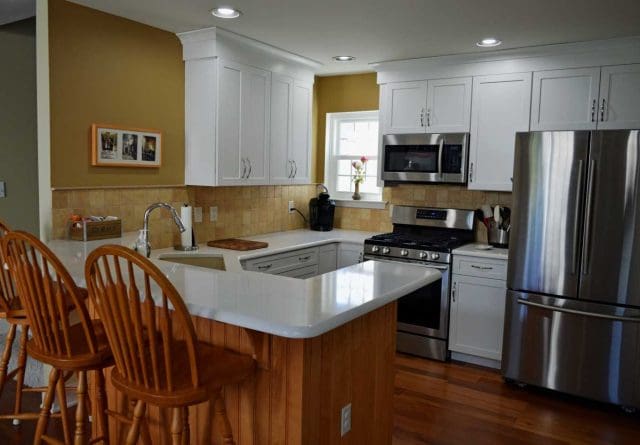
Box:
[137, 203, 186, 257]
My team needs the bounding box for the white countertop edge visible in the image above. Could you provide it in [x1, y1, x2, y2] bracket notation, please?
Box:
[452, 243, 509, 260]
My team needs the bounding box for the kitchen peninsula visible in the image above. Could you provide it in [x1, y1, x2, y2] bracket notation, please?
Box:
[47, 229, 441, 444]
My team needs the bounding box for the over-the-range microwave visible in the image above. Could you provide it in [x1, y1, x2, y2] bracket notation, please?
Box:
[381, 133, 469, 184]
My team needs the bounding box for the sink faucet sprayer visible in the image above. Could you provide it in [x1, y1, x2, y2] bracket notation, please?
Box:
[135, 203, 186, 258]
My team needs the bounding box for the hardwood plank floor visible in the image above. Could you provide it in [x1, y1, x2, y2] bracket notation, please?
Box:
[1, 354, 638, 444]
[393, 354, 640, 445]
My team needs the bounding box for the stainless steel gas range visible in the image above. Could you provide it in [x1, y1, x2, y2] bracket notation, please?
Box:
[363, 206, 475, 361]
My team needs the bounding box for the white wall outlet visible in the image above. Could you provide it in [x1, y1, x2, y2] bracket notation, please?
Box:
[288, 200, 296, 214]
[340, 403, 352, 436]
[193, 207, 203, 223]
[209, 206, 218, 222]
[0, 181, 5, 198]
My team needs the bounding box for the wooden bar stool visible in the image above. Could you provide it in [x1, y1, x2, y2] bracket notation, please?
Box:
[1, 230, 113, 445]
[85, 245, 256, 445]
[0, 220, 53, 427]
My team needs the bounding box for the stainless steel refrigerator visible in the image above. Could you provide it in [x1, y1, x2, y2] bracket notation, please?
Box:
[503, 130, 640, 409]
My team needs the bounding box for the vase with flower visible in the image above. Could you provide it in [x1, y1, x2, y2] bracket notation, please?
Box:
[352, 156, 368, 200]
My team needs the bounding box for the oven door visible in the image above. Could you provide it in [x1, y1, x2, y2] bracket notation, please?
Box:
[363, 255, 450, 339]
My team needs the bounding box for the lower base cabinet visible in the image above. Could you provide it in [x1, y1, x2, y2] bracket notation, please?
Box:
[449, 255, 507, 362]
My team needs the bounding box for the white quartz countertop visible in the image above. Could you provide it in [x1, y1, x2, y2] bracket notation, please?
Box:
[452, 243, 509, 260]
[47, 229, 441, 339]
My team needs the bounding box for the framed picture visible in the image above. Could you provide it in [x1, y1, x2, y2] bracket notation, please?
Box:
[91, 124, 162, 168]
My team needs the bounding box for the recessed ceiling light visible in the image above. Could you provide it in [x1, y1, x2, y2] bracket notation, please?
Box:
[333, 56, 356, 62]
[211, 6, 242, 18]
[476, 37, 502, 48]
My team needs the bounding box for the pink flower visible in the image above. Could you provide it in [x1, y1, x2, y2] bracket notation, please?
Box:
[360, 156, 368, 163]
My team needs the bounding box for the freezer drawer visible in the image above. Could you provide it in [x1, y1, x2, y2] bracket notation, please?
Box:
[502, 290, 640, 408]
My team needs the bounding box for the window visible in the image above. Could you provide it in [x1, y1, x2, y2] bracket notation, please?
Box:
[324, 111, 381, 201]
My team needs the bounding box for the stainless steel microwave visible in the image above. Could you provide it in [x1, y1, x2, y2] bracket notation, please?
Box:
[381, 133, 469, 184]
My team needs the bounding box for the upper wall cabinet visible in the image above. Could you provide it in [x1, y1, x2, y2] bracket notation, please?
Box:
[598, 64, 640, 130]
[530, 67, 601, 131]
[178, 28, 317, 187]
[383, 77, 472, 134]
[469, 73, 532, 192]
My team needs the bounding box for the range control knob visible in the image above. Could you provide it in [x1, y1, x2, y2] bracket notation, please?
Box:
[371, 245, 380, 253]
[382, 247, 391, 254]
[400, 249, 409, 257]
[430, 253, 440, 260]
[418, 251, 428, 259]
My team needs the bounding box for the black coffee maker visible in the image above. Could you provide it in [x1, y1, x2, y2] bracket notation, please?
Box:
[309, 185, 336, 231]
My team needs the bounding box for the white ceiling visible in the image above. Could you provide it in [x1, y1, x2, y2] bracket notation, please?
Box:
[69, 0, 640, 75]
[0, 0, 35, 26]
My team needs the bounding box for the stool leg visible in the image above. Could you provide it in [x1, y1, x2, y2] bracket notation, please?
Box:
[34, 367, 60, 445]
[95, 369, 109, 444]
[214, 393, 235, 445]
[56, 372, 72, 444]
[170, 407, 184, 445]
[125, 400, 146, 445]
[74, 370, 88, 445]
[12, 324, 29, 425]
[182, 407, 190, 445]
[0, 323, 17, 397]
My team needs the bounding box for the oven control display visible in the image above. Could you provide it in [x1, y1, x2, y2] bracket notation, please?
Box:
[416, 209, 447, 220]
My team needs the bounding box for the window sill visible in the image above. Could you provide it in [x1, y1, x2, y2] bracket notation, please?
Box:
[334, 199, 388, 210]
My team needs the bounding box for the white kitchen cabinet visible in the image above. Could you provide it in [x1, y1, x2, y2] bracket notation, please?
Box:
[383, 81, 428, 134]
[425, 77, 472, 133]
[217, 59, 271, 185]
[318, 243, 338, 274]
[270, 74, 294, 184]
[290, 80, 313, 184]
[338, 244, 363, 268]
[449, 255, 507, 364]
[383, 78, 472, 134]
[597, 64, 640, 130]
[530, 67, 601, 131]
[468, 73, 532, 191]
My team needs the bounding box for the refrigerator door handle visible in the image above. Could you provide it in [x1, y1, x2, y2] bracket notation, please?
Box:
[582, 159, 597, 275]
[571, 160, 584, 275]
[517, 298, 640, 323]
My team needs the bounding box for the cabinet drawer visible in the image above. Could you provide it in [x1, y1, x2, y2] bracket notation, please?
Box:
[277, 264, 318, 279]
[243, 247, 318, 274]
[453, 256, 507, 280]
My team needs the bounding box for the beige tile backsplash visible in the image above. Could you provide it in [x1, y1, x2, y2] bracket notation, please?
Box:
[52, 183, 511, 248]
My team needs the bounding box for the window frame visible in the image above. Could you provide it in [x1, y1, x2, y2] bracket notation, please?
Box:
[324, 110, 381, 202]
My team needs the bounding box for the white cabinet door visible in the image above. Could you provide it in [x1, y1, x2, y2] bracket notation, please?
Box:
[469, 73, 532, 191]
[270, 74, 294, 184]
[318, 244, 338, 275]
[383, 81, 427, 134]
[337, 244, 363, 269]
[426, 77, 472, 133]
[449, 275, 506, 360]
[217, 60, 270, 185]
[241, 65, 271, 184]
[530, 67, 601, 131]
[598, 64, 640, 130]
[290, 80, 313, 184]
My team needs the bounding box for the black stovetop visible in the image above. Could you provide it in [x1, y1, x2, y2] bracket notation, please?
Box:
[365, 225, 474, 253]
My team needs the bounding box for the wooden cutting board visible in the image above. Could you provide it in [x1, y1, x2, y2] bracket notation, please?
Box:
[207, 238, 269, 251]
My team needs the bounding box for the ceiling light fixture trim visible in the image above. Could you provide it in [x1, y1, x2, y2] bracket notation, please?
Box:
[333, 55, 356, 62]
[476, 37, 502, 47]
[211, 6, 242, 18]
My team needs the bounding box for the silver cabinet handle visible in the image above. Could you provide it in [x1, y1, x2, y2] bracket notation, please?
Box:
[590, 99, 596, 122]
[293, 160, 298, 178]
[257, 264, 272, 270]
[420, 108, 425, 127]
[247, 158, 252, 178]
[600, 98, 606, 122]
[298, 255, 311, 262]
[241, 158, 247, 179]
[517, 299, 640, 323]
[452, 282, 457, 302]
[470, 264, 493, 270]
[469, 162, 474, 182]
[288, 160, 293, 178]
[426, 108, 431, 127]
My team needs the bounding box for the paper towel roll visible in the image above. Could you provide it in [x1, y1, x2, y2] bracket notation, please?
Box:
[180, 204, 193, 248]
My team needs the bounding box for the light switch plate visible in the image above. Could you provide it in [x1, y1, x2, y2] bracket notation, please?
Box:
[194, 207, 203, 223]
[340, 403, 351, 436]
[0, 181, 5, 198]
[209, 206, 218, 222]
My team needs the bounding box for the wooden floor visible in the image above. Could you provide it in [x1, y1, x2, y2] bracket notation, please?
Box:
[1, 355, 639, 444]
[393, 354, 640, 445]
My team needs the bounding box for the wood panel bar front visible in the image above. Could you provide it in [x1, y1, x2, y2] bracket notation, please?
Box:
[94, 302, 397, 444]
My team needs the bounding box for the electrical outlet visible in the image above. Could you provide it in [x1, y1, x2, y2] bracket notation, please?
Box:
[340, 403, 351, 436]
[194, 207, 203, 223]
[0, 181, 5, 198]
[209, 206, 218, 222]
[288, 200, 296, 214]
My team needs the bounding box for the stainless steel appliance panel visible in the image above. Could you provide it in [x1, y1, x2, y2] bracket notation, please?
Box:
[502, 290, 640, 408]
[391, 206, 474, 231]
[507, 131, 590, 298]
[579, 130, 640, 307]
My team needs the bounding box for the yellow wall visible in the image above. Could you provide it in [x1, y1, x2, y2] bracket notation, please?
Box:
[313, 73, 379, 182]
[49, 0, 185, 188]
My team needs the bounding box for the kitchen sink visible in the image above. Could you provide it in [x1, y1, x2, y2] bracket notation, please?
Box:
[158, 253, 226, 271]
